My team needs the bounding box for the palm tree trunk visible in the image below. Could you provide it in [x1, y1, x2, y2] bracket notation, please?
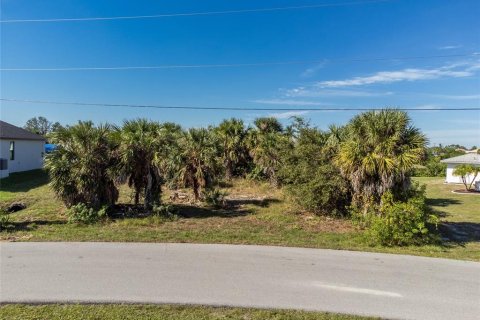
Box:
[134, 191, 140, 206]
[225, 160, 233, 181]
[193, 179, 200, 201]
[144, 173, 153, 210]
[269, 170, 278, 188]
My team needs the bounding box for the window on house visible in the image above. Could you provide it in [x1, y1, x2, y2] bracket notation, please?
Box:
[9, 141, 15, 160]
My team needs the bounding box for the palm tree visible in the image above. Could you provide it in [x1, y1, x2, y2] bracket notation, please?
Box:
[253, 117, 283, 134]
[215, 118, 247, 180]
[335, 109, 427, 211]
[116, 119, 163, 210]
[156, 122, 183, 189]
[247, 117, 289, 187]
[45, 121, 119, 209]
[174, 128, 220, 201]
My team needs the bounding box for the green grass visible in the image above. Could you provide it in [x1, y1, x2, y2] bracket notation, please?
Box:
[0, 304, 376, 320]
[413, 177, 480, 222]
[1, 170, 479, 261]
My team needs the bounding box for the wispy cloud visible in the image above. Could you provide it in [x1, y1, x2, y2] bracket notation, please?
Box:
[317, 60, 480, 88]
[427, 93, 480, 100]
[300, 61, 327, 78]
[252, 99, 327, 106]
[284, 87, 393, 98]
[426, 129, 480, 144]
[268, 111, 310, 119]
[409, 104, 443, 110]
[438, 45, 462, 50]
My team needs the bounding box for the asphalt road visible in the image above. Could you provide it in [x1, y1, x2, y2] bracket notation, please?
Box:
[1, 243, 479, 320]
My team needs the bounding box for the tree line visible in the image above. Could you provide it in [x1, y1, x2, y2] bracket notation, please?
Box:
[44, 109, 439, 246]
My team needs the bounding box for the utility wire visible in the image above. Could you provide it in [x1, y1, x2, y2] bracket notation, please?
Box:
[1, 98, 479, 112]
[1, 53, 477, 72]
[0, 0, 392, 23]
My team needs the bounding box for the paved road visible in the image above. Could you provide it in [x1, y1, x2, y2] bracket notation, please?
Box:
[1, 243, 479, 320]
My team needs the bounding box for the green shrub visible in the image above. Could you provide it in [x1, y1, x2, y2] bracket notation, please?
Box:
[365, 191, 439, 246]
[202, 188, 227, 208]
[246, 165, 268, 181]
[66, 203, 107, 224]
[152, 204, 178, 220]
[284, 164, 350, 217]
[0, 209, 10, 231]
[425, 158, 447, 177]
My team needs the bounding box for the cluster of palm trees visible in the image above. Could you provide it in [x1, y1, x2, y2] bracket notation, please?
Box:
[46, 109, 427, 216]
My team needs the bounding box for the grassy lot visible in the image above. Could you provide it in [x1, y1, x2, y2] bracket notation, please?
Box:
[0, 304, 375, 320]
[0, 170, 479, 261]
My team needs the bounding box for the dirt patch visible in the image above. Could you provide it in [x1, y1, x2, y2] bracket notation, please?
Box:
[294, 212, 356, 233]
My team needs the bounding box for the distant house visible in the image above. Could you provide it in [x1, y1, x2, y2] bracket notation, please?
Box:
[440, 153, 480, 184]
[0, 120, 45, 179]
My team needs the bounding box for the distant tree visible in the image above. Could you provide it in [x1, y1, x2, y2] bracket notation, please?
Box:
[24, 116, 62, 136]
[51, 121, 64, 132]
[453, 164, 480, 191]
[253, 117, 283, 134]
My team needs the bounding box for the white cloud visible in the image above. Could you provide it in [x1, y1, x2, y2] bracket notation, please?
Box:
[268, 111, 310, 119]
[252, 99, 327, 106]
[317, 60, 480, 88]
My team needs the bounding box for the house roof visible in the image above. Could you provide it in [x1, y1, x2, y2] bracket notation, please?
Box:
[440, 153, 480, 165]
[0, 120, 45, 141]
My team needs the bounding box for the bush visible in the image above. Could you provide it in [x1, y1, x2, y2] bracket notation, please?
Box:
[277, 126, 351, 216]
[246, 165, 268, 181]
[152, 204, 178, 220]
[284, 164, 350, 217]
[202, 188, 227, 208]
[66, 203, 107, 224]
[413, 158, 446, 177]
[365, 190, 439, 246]
[0, 209, 10, 231]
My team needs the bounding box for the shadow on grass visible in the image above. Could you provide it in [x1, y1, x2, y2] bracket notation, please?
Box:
[426, 197, 462, 207]
[439, 222, 480, 243]
[4, 219, 66, 232]
[426, 198, 463, 219]
[176, 198, 280, 219]
[109, 198, 280, 220]
[175, 204, 252, 219]
[0, 169, 49, 193]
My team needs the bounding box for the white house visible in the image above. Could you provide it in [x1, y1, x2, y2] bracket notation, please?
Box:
[440, 153, 480, 184]
[0, 120, 45, 179]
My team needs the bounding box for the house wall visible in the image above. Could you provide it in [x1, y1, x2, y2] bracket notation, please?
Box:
[0, 139, 44, 173]
[445, 163, 480, 184]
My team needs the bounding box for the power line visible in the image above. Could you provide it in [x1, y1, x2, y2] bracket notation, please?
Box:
[0, 0, 392, 23]
[1, 53, 477, 72]
[1, 98, 479, 112]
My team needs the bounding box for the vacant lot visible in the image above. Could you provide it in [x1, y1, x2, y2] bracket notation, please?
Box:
[1, 170, 479, 260]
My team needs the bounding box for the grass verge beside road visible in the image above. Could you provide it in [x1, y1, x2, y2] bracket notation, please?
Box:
[1, 170, 479, 261]
[0, 304, 376, 320]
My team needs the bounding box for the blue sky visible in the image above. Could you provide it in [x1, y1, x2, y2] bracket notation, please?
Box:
[1, 0, 479, 147]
